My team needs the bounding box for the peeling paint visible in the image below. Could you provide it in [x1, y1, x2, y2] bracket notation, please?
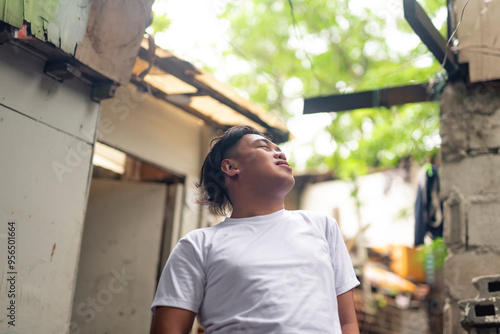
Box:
[47, 0, 90, 54]
[24, 0, 58, 40]
[0, 0, 24, 28]
[0, 0, 89, 55]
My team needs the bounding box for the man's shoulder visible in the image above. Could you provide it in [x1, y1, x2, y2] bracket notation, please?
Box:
[287, 209, 334, 222]
[287, 210, 340, 234]
[178, 224, 221, 245]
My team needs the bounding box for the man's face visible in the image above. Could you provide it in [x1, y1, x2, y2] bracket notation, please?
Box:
[227, 134, 295, 194]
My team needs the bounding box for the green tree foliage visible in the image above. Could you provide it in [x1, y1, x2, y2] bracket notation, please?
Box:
[221, 0, 390, 116]
[217, 0, 446, 178]
[150, 10, 172, 34]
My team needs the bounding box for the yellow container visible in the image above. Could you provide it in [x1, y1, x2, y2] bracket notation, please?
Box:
[389, 245, 426, 283]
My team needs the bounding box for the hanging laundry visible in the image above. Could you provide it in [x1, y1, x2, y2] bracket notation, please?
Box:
[414, 164, 443, 246]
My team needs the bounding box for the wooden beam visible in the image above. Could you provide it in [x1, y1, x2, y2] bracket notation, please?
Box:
[404, 0, 458, 77]
[130, 76, 222, 129]
[303, 83, 433, 114]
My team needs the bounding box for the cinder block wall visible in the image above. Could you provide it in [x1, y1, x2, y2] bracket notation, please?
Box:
[440, 81, 500, 333]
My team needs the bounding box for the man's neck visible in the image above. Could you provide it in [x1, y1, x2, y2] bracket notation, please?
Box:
[229, 196, 285, 219]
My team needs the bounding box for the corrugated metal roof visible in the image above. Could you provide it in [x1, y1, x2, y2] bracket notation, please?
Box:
[131, 38, 290, 143]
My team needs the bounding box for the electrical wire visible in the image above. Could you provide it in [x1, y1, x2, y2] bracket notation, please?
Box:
[452, 49, 500, 58]
[222, 35, 280, 84]
[451, 44, 500, 57]
[350, 53, 435, 89]
[283, 52, 437, 100]
[287, 0, 321, 84]
[438, 0, 471, 73]
[219, 0, 322, 88]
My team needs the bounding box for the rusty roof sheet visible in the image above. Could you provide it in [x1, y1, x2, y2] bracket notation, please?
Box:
[131, 38, 290, 142]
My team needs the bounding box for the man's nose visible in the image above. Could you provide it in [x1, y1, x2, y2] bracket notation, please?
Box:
[274, 151, 286, 160]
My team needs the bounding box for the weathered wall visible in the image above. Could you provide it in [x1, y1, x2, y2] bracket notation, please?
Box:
[0, 0, 153, 85]
[99, 85, 205, 179]
[71, 179, 166, 334]
[99, 84, 218, 243]
[74, 0, 154, 85]
[440, 81, 500, 333]
[454, 0, 500, 83]
[0, 0, 90, 52]
[0, 42, 100, 332]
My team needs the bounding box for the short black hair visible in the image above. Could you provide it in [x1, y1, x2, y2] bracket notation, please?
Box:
[196, 125, 269, 216]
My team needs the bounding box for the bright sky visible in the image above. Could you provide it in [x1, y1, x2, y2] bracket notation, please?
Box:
[149, 0, 444, 172]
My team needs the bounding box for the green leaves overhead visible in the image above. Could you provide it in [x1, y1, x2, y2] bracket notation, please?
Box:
[151, 0, 447, 178]
[323, 102, 440, 179]
[221, 0, 389, 111]
[217, 0, 446, 178]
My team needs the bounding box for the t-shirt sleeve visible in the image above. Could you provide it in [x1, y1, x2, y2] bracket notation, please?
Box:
[151, 237, 206, 314]
[327, 216, 360, 296]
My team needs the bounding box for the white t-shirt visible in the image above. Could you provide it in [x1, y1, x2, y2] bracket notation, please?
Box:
[152, 209, 359, 333]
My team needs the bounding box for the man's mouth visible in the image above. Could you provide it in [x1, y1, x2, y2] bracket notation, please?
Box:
[276, 161, 291, 169]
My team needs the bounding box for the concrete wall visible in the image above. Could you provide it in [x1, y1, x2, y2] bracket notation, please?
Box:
[71, 179, 167, 334]
[440, 81, 500, 333]
[95, 85, 220, 334]
[99, 85, 218, 242]
[0, 43, 100, 333]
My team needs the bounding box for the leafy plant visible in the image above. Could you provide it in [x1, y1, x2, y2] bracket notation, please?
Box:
[415, 237, 448, 271]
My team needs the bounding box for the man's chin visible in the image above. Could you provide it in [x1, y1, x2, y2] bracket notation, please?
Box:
[282, 176, 295, 194]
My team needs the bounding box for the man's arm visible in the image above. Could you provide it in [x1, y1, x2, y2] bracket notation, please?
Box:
[150, 306, 196, 334]
[337, 289, 360, 334]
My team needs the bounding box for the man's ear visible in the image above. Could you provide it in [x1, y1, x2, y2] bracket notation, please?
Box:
[221, 159, 240, 177]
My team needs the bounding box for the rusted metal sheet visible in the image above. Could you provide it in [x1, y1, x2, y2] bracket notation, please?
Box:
[134, 40, 290, 142]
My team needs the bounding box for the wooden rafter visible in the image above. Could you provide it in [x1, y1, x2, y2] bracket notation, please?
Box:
[136, 46, 289, 143]
[302, 1, 457, 115]
[403, 0, 459, 77]
[303, 83, 434, 114]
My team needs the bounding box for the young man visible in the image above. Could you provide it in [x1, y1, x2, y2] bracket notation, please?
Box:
[151, 126, 360, 334]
